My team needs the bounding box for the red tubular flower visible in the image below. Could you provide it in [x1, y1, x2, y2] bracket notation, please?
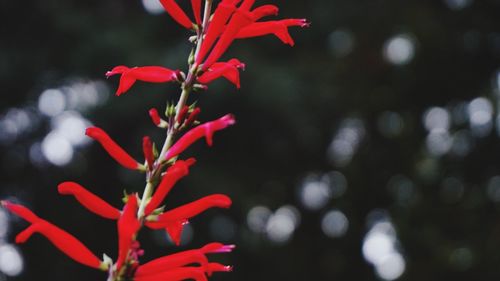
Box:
[164, 114, 236, 161]
[197, 58, 245, 88]
[58, 182, 121, 220]
[159, 0, 193, 29]
[116, 195, 140, 271]
[134, 266, 208, 281]
[142, 136, 155, 170]
[184, 107, 201, 127]
[146, 194, 232, 229]
[236, 19, 310, 46]
[135, 242, 234, 277]
[86, 127, 142, 170]
[1, 201, 104, 270]
[1, 201, 39, 223]
[135, 263, 232, 281]
[191, 0, 202, 25]
[106, 66, 179, 96]
[201, 6, 254, 70]
[205, 262, 233, 276]
[148, 108, 163, 127]
[249, 4, 279, 21]
[146, 194, 231, 245]
[177, 105, 190, 125]
[145, 158, 197, 215]
[196, 0, 242, 64]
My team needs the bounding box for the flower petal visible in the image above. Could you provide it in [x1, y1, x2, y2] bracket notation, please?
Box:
[135, 242, 233, 277]
[135, 249, 208, 277]
[197, 58, 245, 88]
[250, 4, 279, 21]
[145, 158, 197, 215]
[147, 194, 232, 230]
[201, 7, 254, 70]
[1, 201, 39, 223]
[134, 267, 208, 281]
[164, 114, 236, 161]
[2, 201, 104, 270]
[143, 136, 155, 170]
[191, 0, 202, 25]
[236, 19, 310, 46]
[196, 0, 242, 64]
[159, 0, 194, 29]
[58, 182, 121, 220]
[116, 195, 140, 271]
[86, 127, 142, 170]
[106, 66, 179, 96]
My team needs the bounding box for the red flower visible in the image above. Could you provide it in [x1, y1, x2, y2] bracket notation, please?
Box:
[177, 105, 190, 125]
[148, 108, 163, 127]
[58, 182, 121, 220]
[249, 4, 279, 21]
[142, 136, 155, 170]
[146, 194, 231, 245]
[134, 263, 232, 281]
[196, 0, 242, 64]
[197, 58, 245, 88]
[159, 0, 194, 29]
[145, 158, 197, 215]
[191, 0, 202, 25]
[236, 19, 310, 46]
[135, 242, 234, 277]
[1, 201, 105, 270]
[196, 0, 308, 69]
[1, 200, 39, 223]
[185, 107, 201, 127]
[164, 114, 236, 161]
[86, 127, 142, 170]
[152, 194, 232, 224]
[106, 66, 179, 96]
[116, 195, 140, 271]
[201, 7, 254, 70]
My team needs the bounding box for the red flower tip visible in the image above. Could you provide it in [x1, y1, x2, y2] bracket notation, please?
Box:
[86, 127, 141, 170]
[184, 107, 201, 127]
[207, 262, 233, 273]
[105, 65, 129, 78]
[165, 114, 236, 160]
[58, 182, 121, 220]
[1, 200, 39, 223]
[15, 224, 38, 243]
[166, 220, 189, 246]
[159, 0, 194, 29]
[142, 136, 155, 170]
[201, 243, 236, 254]
[191, 0, 202, 25]
[250, 4, 279, 21]
[148, 108, 164, 127]
[197, 59, 245, 88]
[177, 106, 190, 125]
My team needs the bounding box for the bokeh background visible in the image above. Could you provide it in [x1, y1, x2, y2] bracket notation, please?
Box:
[2, 0, 500, 280]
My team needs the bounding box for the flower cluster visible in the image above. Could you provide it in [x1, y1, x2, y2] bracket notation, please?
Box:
[2, 0, 307, 280]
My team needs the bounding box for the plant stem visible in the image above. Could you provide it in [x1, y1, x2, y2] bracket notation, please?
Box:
[136, 0, 212, 220]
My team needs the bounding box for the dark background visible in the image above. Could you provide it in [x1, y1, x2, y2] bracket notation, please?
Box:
[2, 0, 500, 280]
